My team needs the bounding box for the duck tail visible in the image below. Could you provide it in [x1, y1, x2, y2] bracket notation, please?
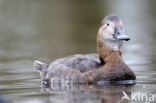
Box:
[33, 60, 49, 72]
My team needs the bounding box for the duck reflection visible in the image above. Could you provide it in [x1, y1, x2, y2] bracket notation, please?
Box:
[40, 84, 134, 103]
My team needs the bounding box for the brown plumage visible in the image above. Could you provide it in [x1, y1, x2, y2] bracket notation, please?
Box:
[33, 14, 136, 85]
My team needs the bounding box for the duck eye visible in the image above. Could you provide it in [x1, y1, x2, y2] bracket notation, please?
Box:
[106, 23, 109, 26]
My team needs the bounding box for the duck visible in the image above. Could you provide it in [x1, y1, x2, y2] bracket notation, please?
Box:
[33, 14, 136, 85]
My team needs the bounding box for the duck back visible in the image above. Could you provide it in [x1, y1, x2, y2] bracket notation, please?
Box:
[55, 54, 100, 72]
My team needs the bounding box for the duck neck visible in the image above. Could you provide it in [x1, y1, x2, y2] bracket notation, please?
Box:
[97, 34, 122, 64]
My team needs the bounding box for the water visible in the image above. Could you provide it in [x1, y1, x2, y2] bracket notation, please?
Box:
[0, 0, 156, 103]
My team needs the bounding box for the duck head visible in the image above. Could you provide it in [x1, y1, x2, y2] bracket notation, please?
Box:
[97, 14, 130, 52]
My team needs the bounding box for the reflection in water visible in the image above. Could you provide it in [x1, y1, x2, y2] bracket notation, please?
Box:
[0, 0, 156, 103]
[40, 84, 134, 103]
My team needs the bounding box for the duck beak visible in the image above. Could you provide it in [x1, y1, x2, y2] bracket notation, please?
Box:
[113, 26, 130, 41]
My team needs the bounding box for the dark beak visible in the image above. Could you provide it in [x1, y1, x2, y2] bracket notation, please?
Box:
[113, 26, 130, 41]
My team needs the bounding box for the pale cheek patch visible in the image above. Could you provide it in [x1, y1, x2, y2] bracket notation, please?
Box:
[106, 26, 114, 36]
[99, 25, 114, 42]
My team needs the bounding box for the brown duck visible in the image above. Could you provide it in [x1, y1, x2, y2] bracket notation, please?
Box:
[34, 14, 136, 85]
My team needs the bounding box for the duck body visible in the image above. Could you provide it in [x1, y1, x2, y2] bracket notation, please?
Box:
[53, 54, 100, 73]
[34, 54, 100, 83]
[34, 14, 136, 85]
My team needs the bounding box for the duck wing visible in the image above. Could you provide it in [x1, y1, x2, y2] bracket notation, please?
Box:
[33, 54, 100, 84]
[54, 54, 100, 73]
